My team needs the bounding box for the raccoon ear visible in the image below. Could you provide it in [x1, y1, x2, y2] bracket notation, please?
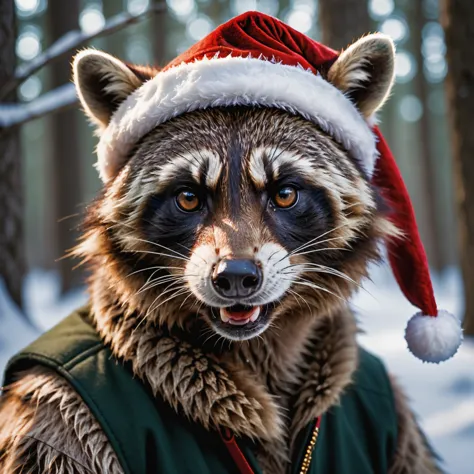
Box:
[327, 34, 395, 118]
[73, 49, 151, 129]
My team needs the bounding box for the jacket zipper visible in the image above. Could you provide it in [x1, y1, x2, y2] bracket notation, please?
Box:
[220, 415, 322, 474]
[299, 416, 322, 474]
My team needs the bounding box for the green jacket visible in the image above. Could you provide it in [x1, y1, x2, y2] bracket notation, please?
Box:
[5, 307, 398, 474]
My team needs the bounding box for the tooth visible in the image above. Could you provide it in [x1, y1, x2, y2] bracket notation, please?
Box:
[250, 306, 261, 322]
[220, 308, 230, 323]
[228, 318, 250, 326]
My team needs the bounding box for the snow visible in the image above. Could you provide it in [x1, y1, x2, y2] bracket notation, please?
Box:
[1, 265, 473, 473]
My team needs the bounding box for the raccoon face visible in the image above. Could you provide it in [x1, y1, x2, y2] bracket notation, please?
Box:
[80, 106, 395, 341]
[74, 34, 397, 341]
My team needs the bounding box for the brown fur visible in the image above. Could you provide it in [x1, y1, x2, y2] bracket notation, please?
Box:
[0, 308, 442, 473]
[0, 37, 440, 473]
[0, 367, 123, 473]
[327, 34, 395, 117]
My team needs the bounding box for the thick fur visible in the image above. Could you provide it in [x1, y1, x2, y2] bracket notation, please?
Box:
[73, 50, 146, 129]
[0, 39, 439, 473]
[327, 34, 395, 118]
[0, 312, 442, 473]
[0, 367, 122, 473]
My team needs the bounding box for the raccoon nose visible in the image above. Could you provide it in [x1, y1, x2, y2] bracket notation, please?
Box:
[212, 259, 262, 298]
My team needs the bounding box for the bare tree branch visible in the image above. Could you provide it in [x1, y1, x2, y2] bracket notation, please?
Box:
[0, 84, 77, 131]
[0, 2, 166, 100]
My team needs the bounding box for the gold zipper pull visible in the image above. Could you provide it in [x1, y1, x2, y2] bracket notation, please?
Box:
[299, 416, 322, 474]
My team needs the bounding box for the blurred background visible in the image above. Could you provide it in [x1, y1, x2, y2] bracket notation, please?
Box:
[0, 0, 473, 473]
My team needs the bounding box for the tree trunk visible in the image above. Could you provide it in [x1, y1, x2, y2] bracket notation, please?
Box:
[151, 0, 167, 66]
[103, 0, 125, 57]
[47, 0, 83, 293]
[319, 0, 371, 50]
[442, 0, 474, 335]
[410, 1, 444, 271]
[0, 0, 25, 309]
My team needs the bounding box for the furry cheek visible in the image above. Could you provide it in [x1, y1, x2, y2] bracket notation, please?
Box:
[254, 242, 296, 304]
[185, 244, 221, 305]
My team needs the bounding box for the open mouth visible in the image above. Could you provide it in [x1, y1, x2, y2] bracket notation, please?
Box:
[208, 303, 271, 340]
[219, 304, 262, 325]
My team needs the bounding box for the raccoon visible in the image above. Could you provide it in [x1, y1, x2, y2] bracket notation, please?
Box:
[0, 13, 444, 474]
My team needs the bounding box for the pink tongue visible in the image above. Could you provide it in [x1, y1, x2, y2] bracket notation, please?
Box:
[227, 309, 253, 321]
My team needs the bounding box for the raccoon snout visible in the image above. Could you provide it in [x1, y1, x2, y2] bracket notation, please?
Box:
[211, 258, 262, 298]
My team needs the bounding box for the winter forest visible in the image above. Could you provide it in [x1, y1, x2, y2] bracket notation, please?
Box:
[0, 0, 473, 473]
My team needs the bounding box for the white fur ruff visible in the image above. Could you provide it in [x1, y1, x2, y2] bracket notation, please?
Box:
[97, 56, 377, 182]
[405, 310, 463, 363]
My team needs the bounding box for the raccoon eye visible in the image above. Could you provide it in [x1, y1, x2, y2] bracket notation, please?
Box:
[273, 186, 298, 209]
[176, 189, 201, 212]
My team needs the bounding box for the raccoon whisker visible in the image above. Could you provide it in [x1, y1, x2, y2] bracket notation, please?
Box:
[178, 291, 196, 312]
[267, 321, 281, 337]
[280, 263, 358, 285]
[137, 276, 189, 295]
[138, 277, 181, 295]
[150, 288, 192, 314]
[267, 248, 285, 263]
[142, 281, 190, 319]
[146, 288, 191, 320]
[125, 266, 184, 278]
[173, 241, 194, 253]
[129, 236, 197, 262]
[287, 265, 374, 298]
[141, 267, 181, 289]
[288, 235, 347, 256]
[145, 279, 185, 298]
[273, 229, 351, 267]
[291, 246, 350, 259]
[129, 249, 193, 263]
[112, 219, 200, 264]
[141, 278, 195, 296]
[282, 278, 348, 303]
[288, 222, 352, 256]
[202, 331, 218, 347]
[287, 288, 312, 314]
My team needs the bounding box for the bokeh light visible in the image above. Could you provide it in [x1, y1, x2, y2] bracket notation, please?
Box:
[286, 10, 312, 33]
[125, 37, 151, 64]
[231, 0, 257, 16]
[368, 0, 394, 19]
[292, 0, 317, 15]
[19, 75, 42, 101]
[256, 0, 279, 16]
[167, 0, 196, 19]
[399, 95, 423, 122]
[127, 0, 150, 16]
[422, 22, 447, 83]
[16, 28, 41, 61]
[187, 14, 214, 41]
[395, 51, 416, 83]
[380, 16, 408, 43]
[79, 6, 105, 35]
[424, 57, 447, 83]
[423, 0, 439, 20]
[15, 0, 40, 16]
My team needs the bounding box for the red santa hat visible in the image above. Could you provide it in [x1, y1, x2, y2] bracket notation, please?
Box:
[73, 11, 462, 363]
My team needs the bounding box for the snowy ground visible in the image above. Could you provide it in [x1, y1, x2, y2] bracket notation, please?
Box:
[1, 266, 473, 474]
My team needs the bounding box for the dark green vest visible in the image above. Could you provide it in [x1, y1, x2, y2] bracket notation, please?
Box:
[4, 307, 398, 474]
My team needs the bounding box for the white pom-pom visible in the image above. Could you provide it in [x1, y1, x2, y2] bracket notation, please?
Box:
[405, 310, 463, 363]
